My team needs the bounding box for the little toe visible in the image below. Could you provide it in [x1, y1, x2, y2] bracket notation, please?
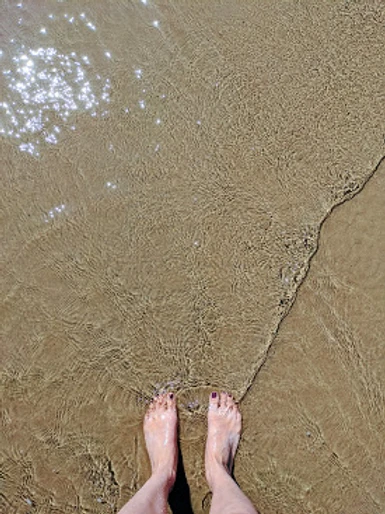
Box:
[146, 400, 155, 418]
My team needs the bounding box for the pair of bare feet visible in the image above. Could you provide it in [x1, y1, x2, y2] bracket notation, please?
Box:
[144, 391, 241, 492]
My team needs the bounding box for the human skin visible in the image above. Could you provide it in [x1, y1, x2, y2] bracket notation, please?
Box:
[118, 391, 258, 514]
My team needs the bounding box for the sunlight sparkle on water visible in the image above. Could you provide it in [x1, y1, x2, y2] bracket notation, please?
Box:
[0, 7, 112, 157]
[0, 44, 111, 156]
[43, 203, 66, 222]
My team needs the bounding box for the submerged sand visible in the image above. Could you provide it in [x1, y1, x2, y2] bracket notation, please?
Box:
[1, 1, 384, 513]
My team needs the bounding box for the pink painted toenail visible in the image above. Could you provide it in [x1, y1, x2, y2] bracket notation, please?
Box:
[169, 393, 174, 399]
[211, 392, 217, 399]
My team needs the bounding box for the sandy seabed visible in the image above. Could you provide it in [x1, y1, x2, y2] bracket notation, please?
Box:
[1, 1, 385, 513]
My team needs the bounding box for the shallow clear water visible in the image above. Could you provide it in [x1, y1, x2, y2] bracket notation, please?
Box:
[1, 1, 385, 512]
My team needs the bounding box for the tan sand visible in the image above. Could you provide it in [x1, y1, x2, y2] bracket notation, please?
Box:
[1, 1, 384, 513]
[239, 160, 385, 514]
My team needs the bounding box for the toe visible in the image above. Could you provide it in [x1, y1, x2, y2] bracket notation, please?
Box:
[166, 392, 175, 409]
[209, 391, 219, 409]
[153, 395, 162, 410]
[227, 393, 235, 407]
[220, 391, 228, 408]
[146, 399, 156, 417]
[157, 393, 167, 409]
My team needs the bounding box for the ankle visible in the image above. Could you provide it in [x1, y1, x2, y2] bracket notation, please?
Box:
[206, 458, 232, 492]
[151, 469, 176, 491]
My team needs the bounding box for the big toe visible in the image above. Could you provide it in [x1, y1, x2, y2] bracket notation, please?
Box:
[166, 392, 176, 409]
[209, 391, 219, 410]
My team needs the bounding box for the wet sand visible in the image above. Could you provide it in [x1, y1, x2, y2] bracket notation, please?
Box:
[239, 160, 385, 513]
[1, 1, 385, 513]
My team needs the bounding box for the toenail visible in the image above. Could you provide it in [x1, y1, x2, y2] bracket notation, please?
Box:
[169, 393, 174, 399]
[211, 392, 217, 399]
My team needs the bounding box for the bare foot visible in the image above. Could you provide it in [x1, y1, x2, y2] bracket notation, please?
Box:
[144, 392, 178, 489]
[205, 391, 242, 491]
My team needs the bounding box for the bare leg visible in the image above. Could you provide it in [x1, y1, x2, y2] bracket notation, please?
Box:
[118, 392, 178, 514]
[206, 392, 259, 514]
